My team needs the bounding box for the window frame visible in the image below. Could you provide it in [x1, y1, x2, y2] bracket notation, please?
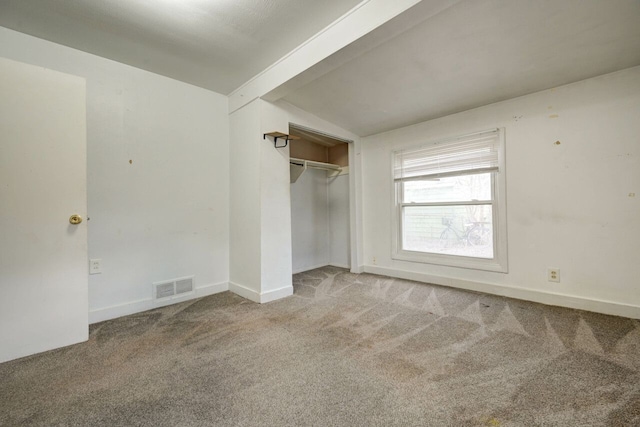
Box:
[391, 128, 508, 273]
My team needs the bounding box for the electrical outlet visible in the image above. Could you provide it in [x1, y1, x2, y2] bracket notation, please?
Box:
[372, 256, 377, 265]
[90, 259, 102, 275]
[548, 268, 560, 283]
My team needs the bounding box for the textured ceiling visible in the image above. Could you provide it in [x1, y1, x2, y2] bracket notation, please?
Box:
[2, 0, 639, 137]
[282, 0, 640, 136]
[0, 0, 363, 94]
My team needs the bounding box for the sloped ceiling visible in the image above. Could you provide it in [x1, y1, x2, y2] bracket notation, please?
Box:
[0, 0, 363, 94]
[281, 0, 640, 136]
[2, 0, 640, 137]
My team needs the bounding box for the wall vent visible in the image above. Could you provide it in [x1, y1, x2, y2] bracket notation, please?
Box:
[175, 278, 194, 295]
[155, 282, 175, 299]
[153, 276, 195, 300]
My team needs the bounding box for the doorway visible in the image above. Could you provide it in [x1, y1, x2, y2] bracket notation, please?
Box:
[0, 58, 88, 362]
[288, 124, 351, 273]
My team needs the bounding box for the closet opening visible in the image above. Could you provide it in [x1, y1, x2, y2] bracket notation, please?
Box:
[288, 123, 352, 274]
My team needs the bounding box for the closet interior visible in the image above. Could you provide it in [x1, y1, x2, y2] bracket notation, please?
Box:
[288, 124, 351, 273]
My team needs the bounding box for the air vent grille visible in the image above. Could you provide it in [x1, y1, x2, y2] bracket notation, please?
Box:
[156, 282, 175, 299]
[176, 278, 194, 295]
[154, 276, 195, 300]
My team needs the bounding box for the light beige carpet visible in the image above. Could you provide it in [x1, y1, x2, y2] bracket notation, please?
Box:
[1, 266, 639, 426]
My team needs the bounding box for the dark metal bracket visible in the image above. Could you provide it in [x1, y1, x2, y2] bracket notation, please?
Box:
[263, 132, 300, 148]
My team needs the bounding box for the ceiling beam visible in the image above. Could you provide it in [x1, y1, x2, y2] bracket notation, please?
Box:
[228, 0, 424, 113]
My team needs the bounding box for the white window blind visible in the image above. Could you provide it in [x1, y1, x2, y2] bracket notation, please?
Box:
[394, 129, 500, 181]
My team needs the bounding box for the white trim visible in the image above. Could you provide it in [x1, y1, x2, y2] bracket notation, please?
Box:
[392, 249, 506, 273]
[293, 263, 331, 274]
[261, 285, 294, 303]
[293, 263, 352, 274]
[228, 0, 372, 100]
[391, 128, 508, 273]
[229, 282, 293, 304]
[351, 265, 365, 274]
[0, 334, 88, 364]
[329, 263, 351, 270]
[228, 0, 424, 112]
[89, 281, 229, 324]
[289, 122, 354, 144]
[364, 265, 640, 319]
[228, 281, 260, 302]
[350, 138, 364, 274]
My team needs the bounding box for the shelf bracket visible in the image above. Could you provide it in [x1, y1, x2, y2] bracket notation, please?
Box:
[263, 132, 300, 148]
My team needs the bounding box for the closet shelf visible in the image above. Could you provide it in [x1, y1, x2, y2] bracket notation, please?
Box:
[263, 131, 300, 148]
[289, 157, 343, 183]
[290, 157, 340, 171]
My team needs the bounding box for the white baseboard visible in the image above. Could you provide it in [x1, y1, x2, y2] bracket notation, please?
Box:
[89, 282, 229, 324]
[329, 263, 351, 270]
[228, 281, 260, 302]
[229, 281, 293, 304]
[292, 262, 331, 274]
[261, 285, 294, 303]
[1, 330, 88, 364]
[292, 263, 351, 274]
[364, 265, 640, 319]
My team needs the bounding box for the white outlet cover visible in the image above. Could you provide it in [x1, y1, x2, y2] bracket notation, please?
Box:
[547, 268, 560, 282]
[89, 259, 102, 275]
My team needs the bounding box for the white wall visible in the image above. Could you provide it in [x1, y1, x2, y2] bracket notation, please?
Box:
[259, 101, 295, 298]
[361, 67, 640, 318]
[291, 169, 330, 273]
[0, 28, 230, 322]
[229, 98, 294, 303]
[291, 169, 351, 273]
[229, 101, 263, 298]
[264, 101, 359, 274]
[229, 99, 359, 301]
[328, 174, 351, 269]
[1, 58, 88, 362]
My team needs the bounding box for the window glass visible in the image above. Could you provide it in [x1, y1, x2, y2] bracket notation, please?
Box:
[392, 128, 506, 272]
[402, 205, 493, 258]
[403, 173, 492, 203]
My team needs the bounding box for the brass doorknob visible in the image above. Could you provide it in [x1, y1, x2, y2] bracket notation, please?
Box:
[69, 214, 82, 225]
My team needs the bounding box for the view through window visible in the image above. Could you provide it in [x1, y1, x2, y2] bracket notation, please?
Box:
[393, 129, 506, 271]
[402, 173, 493, 258]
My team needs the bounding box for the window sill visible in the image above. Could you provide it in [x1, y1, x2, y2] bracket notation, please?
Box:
[392, 249, 508, 273]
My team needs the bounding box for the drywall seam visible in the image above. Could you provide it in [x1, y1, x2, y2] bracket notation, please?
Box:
[364, 265, 640, 319]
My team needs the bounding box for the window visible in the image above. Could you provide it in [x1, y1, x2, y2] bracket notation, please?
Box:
[392, 128, 507, 272]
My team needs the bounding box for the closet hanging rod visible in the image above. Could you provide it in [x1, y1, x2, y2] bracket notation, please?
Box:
[290, 157, 341, 172]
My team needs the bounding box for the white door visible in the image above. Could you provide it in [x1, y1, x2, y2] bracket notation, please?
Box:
[0, 57, 88, 363]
